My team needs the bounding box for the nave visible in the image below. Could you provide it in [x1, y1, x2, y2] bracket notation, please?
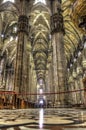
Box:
[0, 0, 86, 129]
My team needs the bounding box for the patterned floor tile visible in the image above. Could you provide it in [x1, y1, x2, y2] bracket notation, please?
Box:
[0, 108, 86, 129]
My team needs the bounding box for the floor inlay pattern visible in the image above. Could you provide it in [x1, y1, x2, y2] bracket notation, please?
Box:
[0, 108, 86, 129]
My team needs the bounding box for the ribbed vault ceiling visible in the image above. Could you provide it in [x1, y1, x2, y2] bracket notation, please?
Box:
[0, 0, 85, 80]
[29, 2, 51, 80]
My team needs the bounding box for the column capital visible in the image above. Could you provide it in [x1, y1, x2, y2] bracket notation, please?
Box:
[51, 6, 65, 34]
[18, 15, 28, 35]
[51, 14, 65, 34]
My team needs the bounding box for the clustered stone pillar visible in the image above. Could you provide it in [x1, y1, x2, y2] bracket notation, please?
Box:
[77, 65, 85, 104]
[45, 65, 54, 104]
[68, 63, 85, 106]
[52, 35, 59, 104]
[68, 75, 75, 105]
[49, 64, 55, 103]
[82, 48, 86, 106]
[25, 54, 30, 100]
[14, 15, 28, 94]
[51, 0, 66, 106]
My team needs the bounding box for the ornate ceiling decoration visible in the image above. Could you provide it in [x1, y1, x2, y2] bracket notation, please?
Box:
[70, 0, 86, 34]
[62, 0, 82, 60]
[29, 1, 51, 80]
[0, 0, 84, 80]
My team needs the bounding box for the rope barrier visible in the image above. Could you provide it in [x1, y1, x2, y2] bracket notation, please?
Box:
[0, 88, 85, 95]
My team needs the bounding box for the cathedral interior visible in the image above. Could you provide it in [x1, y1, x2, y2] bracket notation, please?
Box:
[0, 0, 86, 129]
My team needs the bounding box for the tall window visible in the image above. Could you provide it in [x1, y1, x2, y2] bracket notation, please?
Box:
[34, 0, 46, 5]
[3, 0, 14, 3]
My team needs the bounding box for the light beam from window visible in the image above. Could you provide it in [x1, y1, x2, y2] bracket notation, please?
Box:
[3, 0, 14, 3]
[34, 0, 46, 5]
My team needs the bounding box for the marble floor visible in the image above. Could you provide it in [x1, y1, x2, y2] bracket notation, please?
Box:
[0, 108, 86, 130]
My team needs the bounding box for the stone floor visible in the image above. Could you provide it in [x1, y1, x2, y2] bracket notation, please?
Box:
[0, 108, 86, 130]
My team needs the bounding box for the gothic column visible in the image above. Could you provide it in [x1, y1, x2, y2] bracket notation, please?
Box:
[31, 70, 37, 102]
[52, 35, 59, 103]
[77, 65, 85, 105]
[14, 1, 28, 94]
[25, 54, 30, 99]
[0, 14, 3, 45]
[82, 48, 86, 106]
[28, 62, 32, 101]
[22, 53, 28, 99]
[45, 64, 54, 104]
[45, 71, 49, 101]
[51, 61, 55, 103]
[49, 64, 55, 103]
[73, 75, 80, 105]
[51, 0, 66, 105]
[0, 59, 5, 89]
[29, 65, 35, 102]
[68, 76, 76, 105]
